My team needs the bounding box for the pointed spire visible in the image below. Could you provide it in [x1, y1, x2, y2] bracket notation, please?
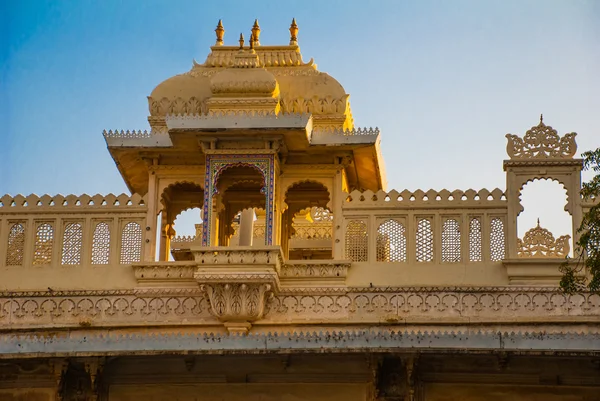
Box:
[289, 18, 298, 45]
[215, 20, 225, 46]
[537, 218, 541, 227]
[238, 33, 245, 49]
[252, 19, 261, 46]
[249, 33, 255, 51]
[540, 113, 544, 124]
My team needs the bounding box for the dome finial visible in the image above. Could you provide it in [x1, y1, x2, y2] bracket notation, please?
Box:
[289, 18, 298, 45]
[215, 20, 225, 46]
[252, 19, 261, 46]
[540, 113, 544, 124]
[239, 33, 245, 49]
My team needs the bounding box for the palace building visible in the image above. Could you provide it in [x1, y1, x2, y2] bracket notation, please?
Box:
[1, 20, 599, 401]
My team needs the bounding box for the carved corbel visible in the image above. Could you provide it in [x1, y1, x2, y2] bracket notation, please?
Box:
[194, 247, 283, 334]
[201, 282, 274, 334]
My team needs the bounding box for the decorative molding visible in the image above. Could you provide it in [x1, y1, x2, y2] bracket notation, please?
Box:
[148, 96, 207, 117]
[1, 287, 599, 331]
[280, 95, 350, 115]
[102, 129, 154, 139]
[195, 46, 312, 68]
[192, 247, 284, 269]
[517, 222, 570, 258]
[133, 262, 197, 281]
[0, 193, 146, 213]
[290, 222, 333, 240]
[505, 119, 577, 159]
[342, 188, 507, 209]
[280, 261, 349, 282]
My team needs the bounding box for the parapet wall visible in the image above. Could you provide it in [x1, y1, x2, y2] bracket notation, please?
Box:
[0, 193, 148, 290]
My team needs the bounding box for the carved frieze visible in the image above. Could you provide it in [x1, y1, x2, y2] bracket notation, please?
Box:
[2, 287, 599, 331]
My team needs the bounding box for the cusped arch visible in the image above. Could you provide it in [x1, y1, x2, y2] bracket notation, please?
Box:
[283, 179, 332, 212]
[517, 177, 571, 216]
[212, 163, 266, 195]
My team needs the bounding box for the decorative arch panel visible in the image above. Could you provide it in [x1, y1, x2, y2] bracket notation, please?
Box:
[202, 153, 275, 246]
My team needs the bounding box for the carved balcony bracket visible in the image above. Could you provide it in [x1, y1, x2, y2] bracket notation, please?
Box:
[193, 246, 283, 334]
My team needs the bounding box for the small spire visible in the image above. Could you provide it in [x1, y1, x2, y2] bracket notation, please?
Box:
[537, 218, 541, 227]
[249, 33, 255, 51]
[215, 20, 225, 46]
[289, 18, 298, 45]
[238, 33, 245, 49]
[540, 113, 544, 124]
[252, 19, 261, 46]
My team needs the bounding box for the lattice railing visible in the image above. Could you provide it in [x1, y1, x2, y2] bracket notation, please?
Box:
[1, 194, 147, 268]
[342, 189, 507, 263]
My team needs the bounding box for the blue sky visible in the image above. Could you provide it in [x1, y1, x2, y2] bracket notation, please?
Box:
[2, 0, 599, 238]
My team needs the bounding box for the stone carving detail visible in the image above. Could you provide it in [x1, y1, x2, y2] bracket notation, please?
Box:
[120, 222, 142, 264]
[147, 96, 207, 116]
[311, 206, 333, 222]
[345, 220, 368, 262]
[416, 219, 433, 262]
[506, 118, 577, 159]
[468, 217, 483, 262]
[343, 188, 506, 208]
[1, 288, 599, 330]
[0, 290, 210, 330]
[61, 222, 83, 265]
[490, 218, 506, 261]
[6, 222, 26, 266]
[201, 283, 273, 330]
[33, 222, 54, 265]
[290, 222, 332, 239]
[102, 129, 152, 139]
[280, 95, 349, 115]
[196, 48, 312, 68]
[210, 79, 277, 94]
[133, 263, 196, 280]
[517, 221, 570, 258]
[91, 222, 110, 265]
[313, 126, 379, 136]
[193, 247, 282, 333]
[0, 193, 146, 211]
[377, 219, 407, 262]
[280, 261, 350, 278]
[194, 248, 282, 266]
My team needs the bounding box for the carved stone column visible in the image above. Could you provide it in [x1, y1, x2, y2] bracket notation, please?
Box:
[193, 246, 282, 334]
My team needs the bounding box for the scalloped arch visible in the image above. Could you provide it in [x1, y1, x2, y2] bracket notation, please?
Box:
[212, 163, 265, 195]
[283, 179, 332, 211]
[160, 181, 204, 209]
[517, 177, 570, 216]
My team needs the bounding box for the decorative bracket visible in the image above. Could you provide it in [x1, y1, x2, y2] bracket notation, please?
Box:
[193, 246, 283, 334]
